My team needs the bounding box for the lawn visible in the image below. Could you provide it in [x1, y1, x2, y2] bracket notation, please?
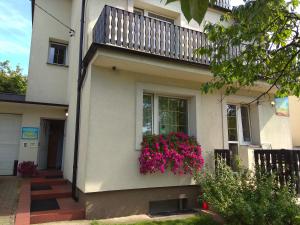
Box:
[91, 215, 218, 225]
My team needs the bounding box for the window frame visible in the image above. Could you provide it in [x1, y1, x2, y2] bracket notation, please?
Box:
[143, 94, 189, 136]
[136, 83, 200, 150]
[47, 41, 68, 66]
[133, 7, 175, 24]
[226, 103, 252, 146]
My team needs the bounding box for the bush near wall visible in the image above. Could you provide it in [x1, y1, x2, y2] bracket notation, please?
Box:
[195, 161, 300, 225]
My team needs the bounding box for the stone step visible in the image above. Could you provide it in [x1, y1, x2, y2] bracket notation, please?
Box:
[37, 170, 63, 178]
[31, 184, 72, 200]
[31, 177, 67, 186]
[30, 198, 85, 224]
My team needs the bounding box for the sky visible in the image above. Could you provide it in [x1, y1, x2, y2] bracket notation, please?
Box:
[0, 0, 31, 75]
[0, 0, 243, 75]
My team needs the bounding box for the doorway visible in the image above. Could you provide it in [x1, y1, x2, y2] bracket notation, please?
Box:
[38, 119, 65, 170]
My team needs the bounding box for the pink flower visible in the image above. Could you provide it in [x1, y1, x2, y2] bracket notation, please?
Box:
[139, 132, 204, 175]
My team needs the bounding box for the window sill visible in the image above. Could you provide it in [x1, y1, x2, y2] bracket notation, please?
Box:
[46, 62, 69, 68]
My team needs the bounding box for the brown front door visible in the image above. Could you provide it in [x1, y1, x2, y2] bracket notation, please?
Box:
[47, 120, 64, 169]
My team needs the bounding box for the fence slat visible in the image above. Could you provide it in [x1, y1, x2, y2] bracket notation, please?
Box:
[140, 16, 145, 50]
[160, 21, 165, 56]
[128, 13, 134, 48]
[111, 7, 116, 44]
[116, 9, 122, 46]
[145, 17, 149, 52]
[134, 14, 139, 50]
[123, 11, 128, 46]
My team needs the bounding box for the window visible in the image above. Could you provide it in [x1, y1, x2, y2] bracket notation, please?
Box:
[227, 105, 238, 142]
[148, 12, 174, 24]
[48, 42, 68, 65]
[142, 94, 188, 136]
[241, 106, 251, 142]
[133, 7, 175, 24]
[226, 104, 251, 146]
[143, 94, 153, 135]
[159, 97, 187, 134]
[134, 7, 144, 16]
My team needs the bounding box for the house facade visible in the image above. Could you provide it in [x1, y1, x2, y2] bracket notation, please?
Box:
[0, 0, 298, 219]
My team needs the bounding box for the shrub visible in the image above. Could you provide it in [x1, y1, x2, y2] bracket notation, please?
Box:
[194, 160, 300, 225]
[17, 161, 38, 177]
[139, 132, 204, 175]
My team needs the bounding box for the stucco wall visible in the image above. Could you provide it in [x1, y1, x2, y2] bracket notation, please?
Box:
[77, 66, 261, 193]
[0, 102, 66, 163]
[289, 96, 300, 147]
[26, 0, 72, 104]
[63, 0, 227, 182]
[258, 101, 293, 149]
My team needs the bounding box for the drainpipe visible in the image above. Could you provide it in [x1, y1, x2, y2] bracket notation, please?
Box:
[72, 0, 86, 201]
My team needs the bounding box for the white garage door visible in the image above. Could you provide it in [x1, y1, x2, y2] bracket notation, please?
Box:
[0, 114, 21, 175]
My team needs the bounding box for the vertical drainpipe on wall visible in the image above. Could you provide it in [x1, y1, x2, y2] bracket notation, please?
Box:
[72, 0, 86, 201]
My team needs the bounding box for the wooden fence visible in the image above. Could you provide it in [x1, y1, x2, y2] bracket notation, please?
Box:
[214, 149, 232, 168]
[93, 5, 238, 66]
[254, 149, 300, 193]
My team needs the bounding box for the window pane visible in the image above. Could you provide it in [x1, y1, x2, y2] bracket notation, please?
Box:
[49, 42, 67, 65]
[134, 7, 144, 16]
[159, 97, 168, 111]
[48, 47, 55, 64]
[143, 94, 153, 136]
[227, 117, 237, 129]
[159, 97, 188, 134]
[227, 105, 238, 141]
[228, 129, 238, 141]
[241, 106, 251, 142]
[148, 12, 174, 24]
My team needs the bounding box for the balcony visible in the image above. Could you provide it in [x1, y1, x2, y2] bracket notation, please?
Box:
[215, 0, 231, 10]
[92, 4, 236, 67]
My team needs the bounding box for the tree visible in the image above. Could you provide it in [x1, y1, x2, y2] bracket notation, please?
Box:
[172, 0, 300, 101]
[0, 60, 27, 95]
[166, 0, 217, 24]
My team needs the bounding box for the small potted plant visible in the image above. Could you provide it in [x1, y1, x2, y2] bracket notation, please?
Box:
[17, 161, 38, 177]
[198, 193, 209, 210]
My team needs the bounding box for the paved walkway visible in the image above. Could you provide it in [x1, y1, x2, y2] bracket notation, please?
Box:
[0, 176, 21, 225]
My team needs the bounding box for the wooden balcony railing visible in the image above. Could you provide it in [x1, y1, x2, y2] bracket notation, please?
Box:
[215, 0, 231, 10]
[93, 5, 236, 66]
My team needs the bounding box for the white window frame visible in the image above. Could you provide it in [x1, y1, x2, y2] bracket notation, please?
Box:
[143, 94, 189, 135]
[47, 41, 68, 66]
[227, 103, 252, 146]
[133, 7, 175, 24]
[136, 83, 200, 150]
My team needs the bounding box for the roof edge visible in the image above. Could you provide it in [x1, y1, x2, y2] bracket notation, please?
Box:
[0, 99, 68, 108]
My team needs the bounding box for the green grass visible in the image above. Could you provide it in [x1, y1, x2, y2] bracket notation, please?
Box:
[90, 215, 218, 225]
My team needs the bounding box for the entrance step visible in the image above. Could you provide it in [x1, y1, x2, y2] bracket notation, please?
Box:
[31, 184, 72, 200]
[31, 177, 67, 186]
[38, 170, 63, 178]
[30, 197, 85, 224]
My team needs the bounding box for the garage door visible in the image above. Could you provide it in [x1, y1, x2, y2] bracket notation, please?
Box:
[0, 114, 21, 175]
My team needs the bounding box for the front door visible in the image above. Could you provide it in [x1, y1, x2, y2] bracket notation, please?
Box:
[47, 120, 64, 169]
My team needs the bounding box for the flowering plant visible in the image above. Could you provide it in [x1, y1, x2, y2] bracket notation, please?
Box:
[17, 161, 38, 177]
[139, 132, 204, 175]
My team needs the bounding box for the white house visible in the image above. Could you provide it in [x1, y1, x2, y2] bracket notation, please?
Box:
[0, 0, 297, 219]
